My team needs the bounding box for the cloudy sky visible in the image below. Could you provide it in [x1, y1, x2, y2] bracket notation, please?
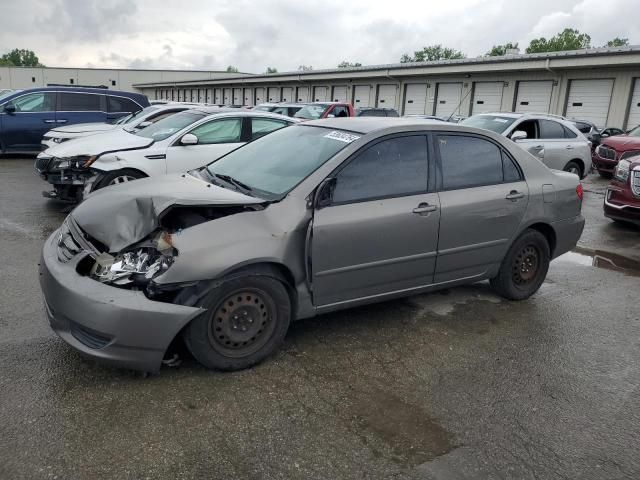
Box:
[1, 0, 639, 72]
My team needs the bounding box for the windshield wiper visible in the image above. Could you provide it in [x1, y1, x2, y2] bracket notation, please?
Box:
[214, 173, 253, 192]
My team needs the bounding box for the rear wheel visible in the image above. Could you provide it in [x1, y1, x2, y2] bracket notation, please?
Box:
[490, 229, 550, 300]
[183, 275, 291, 371]
[94, 169, 146, 190]
[563, 161, 583, 178]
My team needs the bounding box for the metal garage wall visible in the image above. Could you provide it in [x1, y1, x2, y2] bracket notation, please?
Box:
[626, 78, 640, 128]
[332, 85, 348, 102]
[281, 87, 294, 102]
[377, 84, 398, 109]
[255, 87, 265, 104]
[297, 86, 309, 102]
[515, 81, 553, 113]
[403, 83, 428, 115]
[268, 87, 280, 102]
[564, 79, 614, 128]
[471, 82, 504, 114]
[435, 83, 463, 117]
[353, 85, 371, 107]
[314, 86, 329, 102]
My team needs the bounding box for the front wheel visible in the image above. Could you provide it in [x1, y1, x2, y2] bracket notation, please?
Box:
[490, 229, 550, 300]
[94, 169, 146, 190]
[183, 275, 291, 371]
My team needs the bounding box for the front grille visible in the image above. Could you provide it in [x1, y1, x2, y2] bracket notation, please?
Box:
[56, 220, 82, 262]
[632, 170, 640, 197]
[70, 322, 112, 349]
[35, 156, 55, 173]
[598, 146, 616, 160]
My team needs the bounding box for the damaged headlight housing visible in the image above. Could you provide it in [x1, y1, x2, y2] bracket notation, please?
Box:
[90, 231, 176, 287]
[53, 155, 98, 170]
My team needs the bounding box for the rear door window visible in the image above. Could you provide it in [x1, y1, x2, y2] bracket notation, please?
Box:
[108, 96, 141, 113]
[250, 118, 288, 140]
[332, 135, 429, 204]
[437, 135, 505, 190]
[59, 92, 101, 111]
[539, 119, 568, 139]
[188, 118, 242, 144]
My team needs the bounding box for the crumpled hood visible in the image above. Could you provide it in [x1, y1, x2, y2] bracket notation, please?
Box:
[71, 173, 260, 252]
[43, 128, 153, 158]
[602, 135, 640, 151]
[49, 122, 118, 134]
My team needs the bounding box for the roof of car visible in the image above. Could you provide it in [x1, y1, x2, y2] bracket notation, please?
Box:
[194, 109, 300, 122]
[302, 117, 469, 134]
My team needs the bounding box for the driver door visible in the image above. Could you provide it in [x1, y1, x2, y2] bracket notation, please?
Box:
[165, 117, 245, 172]
[1, 91, 56, 151]
[311, 134, 440, 307]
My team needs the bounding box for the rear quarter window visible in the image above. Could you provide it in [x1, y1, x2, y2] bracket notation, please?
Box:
[108, 96, 141, 113]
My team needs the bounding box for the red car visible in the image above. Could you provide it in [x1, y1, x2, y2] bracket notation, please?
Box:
[293, 102, 355, 121]
[604, 155, 640, 226]
[593, 125, 640, 177]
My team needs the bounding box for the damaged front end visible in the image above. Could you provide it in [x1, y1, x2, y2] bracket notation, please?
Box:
[35, 154, 98, 202]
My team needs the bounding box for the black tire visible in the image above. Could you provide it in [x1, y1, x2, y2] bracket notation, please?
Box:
[94, 168, 146, 190]
[183, 275, 291, 371]
[563, 161, 583, 178]
[490, 229, 550, 301]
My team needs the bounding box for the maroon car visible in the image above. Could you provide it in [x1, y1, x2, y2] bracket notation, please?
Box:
[593, 125, 640, 177]
[604, 155, 640, 225]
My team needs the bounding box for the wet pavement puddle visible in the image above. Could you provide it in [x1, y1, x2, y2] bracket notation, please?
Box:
[557, 247, 640, 277]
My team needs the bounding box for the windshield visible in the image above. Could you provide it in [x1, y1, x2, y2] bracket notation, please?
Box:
[0, 90, 16, 102]
[135, 111, 205, 141]
[460, 115, 517, 134]
[207, 125, 358, 198]
[294, 104, 330, 120]
[126, 106, 159, 124]
[628, 125, 640, 137]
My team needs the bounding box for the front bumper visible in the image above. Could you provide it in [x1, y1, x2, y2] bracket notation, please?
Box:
[551, 214, 585, 258]
[39, 231, 204, 372]
[592, 153, 617, 173]
[604, 186, 640, 225]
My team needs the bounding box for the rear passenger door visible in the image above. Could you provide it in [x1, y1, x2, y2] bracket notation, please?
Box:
[311, 134, 440, 306]
[56, 92, 105, 127]
[435, 134, 528, 283]
[165, 117, 245, 172]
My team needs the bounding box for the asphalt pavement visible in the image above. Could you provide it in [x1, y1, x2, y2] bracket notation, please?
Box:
[1, 157, 639, 480]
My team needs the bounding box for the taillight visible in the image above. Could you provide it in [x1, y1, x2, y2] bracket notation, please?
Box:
[576, 183, 584, 201]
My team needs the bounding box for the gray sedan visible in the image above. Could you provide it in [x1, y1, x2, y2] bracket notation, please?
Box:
[39, 118, 585, 372]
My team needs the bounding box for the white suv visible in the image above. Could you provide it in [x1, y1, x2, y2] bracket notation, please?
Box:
[461, 113, 592, 178]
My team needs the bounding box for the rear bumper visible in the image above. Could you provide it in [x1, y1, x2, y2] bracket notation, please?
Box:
[551, 215, 585, 258]
[39, 232, 204, 372]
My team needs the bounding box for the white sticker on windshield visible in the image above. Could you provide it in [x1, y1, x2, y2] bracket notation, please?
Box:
[324, 131, 360, 143]
[493, 118, 509, 123]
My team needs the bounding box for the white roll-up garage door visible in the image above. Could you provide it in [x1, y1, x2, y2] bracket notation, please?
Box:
[281, 87, 293, 102]
[314, 86, 328, 102]
[268, 87, 280, 102]
[353, 85, 371, 107]
[214, 88, 222, 104]
[243, 88, 254, 106]
[232, 88, 242, 105]
[255, 87, 265, 104]
[626, 79, 640, 128]
[435, 83, 463, 117]
[515, 81, 553, 114]
[565, 79, 614, 128]
[223, 88, 232, 105]
[404, 83, 428, 115]
[472, 82, 504, 114]
[297, 86, 309, 103]
[332, 86, 347, 102]
[377, 84, 397, 109]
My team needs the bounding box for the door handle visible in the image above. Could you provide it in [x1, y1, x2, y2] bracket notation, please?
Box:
[43, 119, 56, 123]
[505, 191, 525, 201]
[530, 144, 543, 150]
[56, 119, 68, 123]
[565, 144, 574, 149]
[413, 203, 437, 214]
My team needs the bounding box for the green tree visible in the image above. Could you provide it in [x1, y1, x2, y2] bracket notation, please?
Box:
[605, 37, 629, 47]
[298, 65, 313, 71]
[400, 44, 465, 62]
[265, 66, 278, 74]
[0, 49, 44, 67]
[526, 28, 591, 53]
[226, 65, 239, 73]
[337, 61, 362, 68]
[486, 42, 519, 56]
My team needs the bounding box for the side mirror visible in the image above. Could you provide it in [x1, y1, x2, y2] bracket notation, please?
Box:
[313, 178, 336, 209]
[137, 120, 152, 129]
[600, 132, 610, 138]
[511, 130, 527, 141]
[180, 133, 198, 145]
[4, 103, 16, 114]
